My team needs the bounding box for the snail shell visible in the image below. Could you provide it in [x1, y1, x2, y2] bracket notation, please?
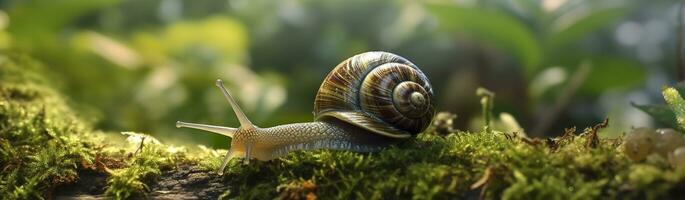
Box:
[314, 51, 435, 138]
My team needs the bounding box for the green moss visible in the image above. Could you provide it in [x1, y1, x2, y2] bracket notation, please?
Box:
[203, 128, 683, 199]
[0, 54, 97, 199]
[104, 133, 183, 199]
[1, 54, 685, 199]
[210, 132, 589, 199]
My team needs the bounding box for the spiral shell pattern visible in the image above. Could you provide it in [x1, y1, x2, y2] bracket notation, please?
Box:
[313, 51, 435, 138]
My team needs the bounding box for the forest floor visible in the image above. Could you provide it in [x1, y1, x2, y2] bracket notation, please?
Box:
[2, 54, 685, 200]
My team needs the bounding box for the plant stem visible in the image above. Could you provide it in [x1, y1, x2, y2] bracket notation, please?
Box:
[477, 87, 495, 133]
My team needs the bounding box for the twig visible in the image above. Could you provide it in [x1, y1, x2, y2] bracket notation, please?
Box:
[531, 61, 592, 137]
[586, 118, 609, 148]
[470, 166, 493, 190]
[133, 137, 146, 155]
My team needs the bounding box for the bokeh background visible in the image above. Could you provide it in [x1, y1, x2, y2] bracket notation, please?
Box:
[0, 0, 681, 148]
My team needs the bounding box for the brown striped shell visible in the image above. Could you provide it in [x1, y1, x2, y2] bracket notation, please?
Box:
[313, 51, 435, 138]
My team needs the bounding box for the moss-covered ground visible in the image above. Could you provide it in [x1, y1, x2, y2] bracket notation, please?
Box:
[2, 54, 685, 199]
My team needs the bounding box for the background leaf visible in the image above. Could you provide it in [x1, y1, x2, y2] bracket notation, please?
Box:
[632, 103, 685, 132]
[546, 6, 631, 49]
[8, 0, 120, 47]
[579, 57, 645, 95]
[426, 4, 542, 77]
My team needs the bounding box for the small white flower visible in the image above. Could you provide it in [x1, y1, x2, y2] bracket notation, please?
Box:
[121, 131, 161, 146]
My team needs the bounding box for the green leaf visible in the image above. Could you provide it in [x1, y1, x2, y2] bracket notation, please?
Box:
[632, 103, 685, 132]
[547, 6, 631, 48]
[579, 57, 645, 95]
[426, 4, 542, 77]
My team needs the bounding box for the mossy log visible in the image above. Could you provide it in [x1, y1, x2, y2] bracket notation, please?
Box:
[1, 54, 685, 200]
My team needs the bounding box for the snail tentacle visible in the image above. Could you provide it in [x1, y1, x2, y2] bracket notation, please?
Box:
[175, 121, 236, 138]
[180, 81, 258, 173]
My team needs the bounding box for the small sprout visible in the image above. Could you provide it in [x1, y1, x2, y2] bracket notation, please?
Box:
[476, 87, 495, 133]
[669, 146, 685, 168]
[622, 127, 658, 162]
[433, 112, 457, 136]
[654, 128, 685, 158]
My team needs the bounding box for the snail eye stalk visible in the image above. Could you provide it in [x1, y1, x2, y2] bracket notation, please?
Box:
[215, 79, 255, 130]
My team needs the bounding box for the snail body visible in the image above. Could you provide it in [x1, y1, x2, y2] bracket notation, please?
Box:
[177, 51, 435, 174]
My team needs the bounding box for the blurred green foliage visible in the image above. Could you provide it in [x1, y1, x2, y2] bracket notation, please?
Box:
[429, 4, 542, 73]
[0, 0, 680, 146]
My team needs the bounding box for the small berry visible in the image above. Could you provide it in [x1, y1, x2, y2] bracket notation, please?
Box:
[622, 127, 658, 162]
[669, 146, 685, 168]
[654, 128, 685, 158]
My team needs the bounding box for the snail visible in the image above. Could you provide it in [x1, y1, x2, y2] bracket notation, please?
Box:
[176, 51, 435, 174]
